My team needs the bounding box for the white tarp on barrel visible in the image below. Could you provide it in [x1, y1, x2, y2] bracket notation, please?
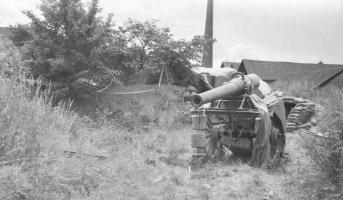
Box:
[191, 67, 238, 87]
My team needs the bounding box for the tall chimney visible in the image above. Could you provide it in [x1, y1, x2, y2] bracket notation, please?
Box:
[202, 0, 213, 68]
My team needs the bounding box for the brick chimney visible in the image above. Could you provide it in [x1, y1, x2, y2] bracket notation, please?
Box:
[202, 0, 213, 68]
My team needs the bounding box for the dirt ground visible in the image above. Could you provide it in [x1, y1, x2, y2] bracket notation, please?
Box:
[149, 127, 320, 200]
[96, 84, 321, 200]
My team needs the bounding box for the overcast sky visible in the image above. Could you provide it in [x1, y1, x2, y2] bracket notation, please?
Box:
[1, 0, 342, 66]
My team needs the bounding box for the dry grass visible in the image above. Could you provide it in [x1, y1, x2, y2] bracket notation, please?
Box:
[273, 80, 343, 130]
[0, 68, 200, 199]
[274, 80, 343, 199]
[0, 71, 336, 200]
[1, 35, 343, 199]
[0, 37, 203, 200]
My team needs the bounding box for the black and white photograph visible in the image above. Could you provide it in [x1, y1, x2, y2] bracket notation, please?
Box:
[0, 0, 342, 199]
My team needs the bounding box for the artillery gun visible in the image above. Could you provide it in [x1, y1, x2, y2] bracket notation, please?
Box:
[190, 72, 286, 168]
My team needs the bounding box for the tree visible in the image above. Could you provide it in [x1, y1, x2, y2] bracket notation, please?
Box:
[9, 24, 32, 47]
[10, 0, 211, 111]
[118, 19, 170, 72]
[118, 19, 211, 86]
[119, 19, 206, 71]
[10, 0, 118, 103]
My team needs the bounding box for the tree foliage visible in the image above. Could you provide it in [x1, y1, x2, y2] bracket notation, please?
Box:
[119, 19, 205, 73]
[10, 0, 206, 109]
[11, 0, 118, 102]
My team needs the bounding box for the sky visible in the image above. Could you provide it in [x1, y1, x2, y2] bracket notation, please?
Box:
[0, 0, 343, 66]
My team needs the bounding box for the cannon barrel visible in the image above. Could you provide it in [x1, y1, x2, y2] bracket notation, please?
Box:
[191, 74, 261, 107]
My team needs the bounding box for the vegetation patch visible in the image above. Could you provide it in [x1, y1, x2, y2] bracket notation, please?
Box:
[276, 80, 343, 199]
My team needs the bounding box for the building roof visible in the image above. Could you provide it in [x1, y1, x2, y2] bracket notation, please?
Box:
[238, 59, 343, 87]
[220, 61, 240, 69]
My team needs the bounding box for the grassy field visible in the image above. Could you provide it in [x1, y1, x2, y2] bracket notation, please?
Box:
[0, 36, 342, 199]
[0, 72, 342, 199]
[0, 71, 205, 199]
[273, 80, 343, 199]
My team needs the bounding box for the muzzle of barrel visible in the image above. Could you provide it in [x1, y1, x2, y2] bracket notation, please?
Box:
[191, 94, 204, 107]
[190, 77, 246, 107]
[190, 74, 262, 107]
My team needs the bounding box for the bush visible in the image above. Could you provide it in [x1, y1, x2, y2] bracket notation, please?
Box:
[276, 80, 343, 199]
[0, 63, 196, 199]
[10, 0, 117, 105]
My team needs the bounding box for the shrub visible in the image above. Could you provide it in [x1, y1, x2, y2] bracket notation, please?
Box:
[10, 0, 118, 104]
[0, 64, 195, 199]
[276, 80, 343, 199]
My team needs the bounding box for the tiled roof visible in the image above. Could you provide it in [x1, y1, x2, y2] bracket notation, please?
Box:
[239, 59, 343, 87]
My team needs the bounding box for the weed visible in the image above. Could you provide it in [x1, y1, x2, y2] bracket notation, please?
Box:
[277, 80, 343, 199]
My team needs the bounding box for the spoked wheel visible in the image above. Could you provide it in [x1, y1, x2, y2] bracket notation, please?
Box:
[195, 136, 220, 157]
[191, 134, 221, 167]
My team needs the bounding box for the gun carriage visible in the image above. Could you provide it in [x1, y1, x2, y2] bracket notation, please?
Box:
[190, 72, 286, 167]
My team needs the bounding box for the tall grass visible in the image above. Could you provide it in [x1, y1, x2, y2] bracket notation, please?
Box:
[274, 80, 343, 199]
[273, 80, 343, 130]
[1, 34, 342, 199]
[0, 37, 206, 200]
[0, 71, 203, 200]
